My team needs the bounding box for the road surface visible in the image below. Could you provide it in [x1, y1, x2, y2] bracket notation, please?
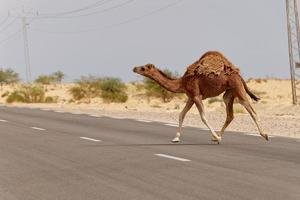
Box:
[0, 106, 299, 200]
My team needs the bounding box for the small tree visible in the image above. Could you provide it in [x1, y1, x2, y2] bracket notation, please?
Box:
[52, 71, 65, 84]
[34, 75, 56, 90]
[144, 69, 177, 102]
[0, 69, 20, 90]
[34, 75, 54, 85]
[4, 69, 19, 84]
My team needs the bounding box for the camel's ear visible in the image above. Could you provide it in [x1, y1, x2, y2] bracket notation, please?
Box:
[146, 64, 154, 69]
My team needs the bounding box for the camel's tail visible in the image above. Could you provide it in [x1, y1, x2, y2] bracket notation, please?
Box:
[241, 78, 260, 102]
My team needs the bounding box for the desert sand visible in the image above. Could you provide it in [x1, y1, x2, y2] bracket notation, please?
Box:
[1, 79, 299, 139]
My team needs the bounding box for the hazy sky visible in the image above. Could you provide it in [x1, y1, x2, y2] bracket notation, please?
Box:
[0, 0, 292, 82]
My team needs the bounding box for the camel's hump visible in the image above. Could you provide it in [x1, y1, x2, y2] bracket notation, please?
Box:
[185, 51, 240, 76]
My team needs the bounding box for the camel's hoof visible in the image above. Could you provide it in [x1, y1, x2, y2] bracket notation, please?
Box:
[171, 138, 180, 143]
[264, 134, 269, 141]
[211, 138, 218, 142]
[211, 139, 220, 144]
[211, 137, 221, 144]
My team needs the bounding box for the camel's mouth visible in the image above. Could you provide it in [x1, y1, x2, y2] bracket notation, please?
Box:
[133, 66, 145, 74]
[133, 67, 138, 73]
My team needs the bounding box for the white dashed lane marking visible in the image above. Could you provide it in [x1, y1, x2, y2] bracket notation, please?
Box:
[136, 119, 152, 123]
[165, 123, 183, 127]
[0, 119, 8, 122]
[31, 127, 46, 131]
[89, 114, 101, 118]
[80, 137, 101, 142]
[155, 154, 191, 162]
[245, 133, 274, 138]
[55, 111, 65, 113]
[110, 116, 126, 119]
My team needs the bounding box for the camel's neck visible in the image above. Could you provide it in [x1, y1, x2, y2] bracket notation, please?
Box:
[149, 71, 185, 93]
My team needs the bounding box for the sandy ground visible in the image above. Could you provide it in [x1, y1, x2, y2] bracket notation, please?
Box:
[1, 79, 300, 139]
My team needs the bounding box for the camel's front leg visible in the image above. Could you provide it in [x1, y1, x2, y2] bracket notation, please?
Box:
[193, 96, 222, 144]
[172, 98, 194, 143]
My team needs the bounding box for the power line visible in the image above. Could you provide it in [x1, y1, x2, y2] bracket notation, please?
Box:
[30, 0, 184, 34]
[0, 30, 22, 46]
[0, 15, 10, 28]
[13, 0, 27, 4]
[35, 0, 134, 20]
[37, 0, 112, 17]
[0, 17, 18, 34]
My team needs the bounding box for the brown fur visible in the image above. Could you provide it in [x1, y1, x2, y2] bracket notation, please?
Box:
[133, 51, 268, 143]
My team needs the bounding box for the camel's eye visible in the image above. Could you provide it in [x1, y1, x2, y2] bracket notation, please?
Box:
[141, 67, 145, 71]
[147, 65, 152, 69]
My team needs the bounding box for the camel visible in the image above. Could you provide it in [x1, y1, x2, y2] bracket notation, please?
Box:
[133, 51, 269, 144]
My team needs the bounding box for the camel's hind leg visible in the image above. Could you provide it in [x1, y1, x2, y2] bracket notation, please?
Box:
[236, 90, 269, 141]
[212, 90, 234, 142]
[172, 98, 194, 143]
[220, 91, 234, 136]
[193, 96, 221, 143]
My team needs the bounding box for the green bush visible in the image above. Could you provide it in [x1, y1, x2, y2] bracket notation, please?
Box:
[6, 91, 26, 103]
[6, 86, 45, 103]
[34, 75, 54, 85]
[29, 87, 45, 102]
[45, 96, 58, 103]
[69, 86, 86, 101]
[100, 78, 128, 103]
[144, 69, 177, 103]
[69, 76, 102, 103]
[34, 71, 66, 86]
[69, 76, 128, 103]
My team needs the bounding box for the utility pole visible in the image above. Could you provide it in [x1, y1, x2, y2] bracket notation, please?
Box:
[22, 12, 32, 83]
[10, 7, 35, 83]
[286, 0, 300, 105]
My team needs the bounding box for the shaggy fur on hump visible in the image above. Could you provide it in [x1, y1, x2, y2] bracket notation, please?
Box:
[184, 51, 240, 77]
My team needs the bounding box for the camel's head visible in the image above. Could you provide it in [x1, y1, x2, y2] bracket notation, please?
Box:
[133, 64, 157, 78]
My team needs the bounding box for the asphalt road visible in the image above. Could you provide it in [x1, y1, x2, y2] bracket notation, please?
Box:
[0, 106, 299, 200]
